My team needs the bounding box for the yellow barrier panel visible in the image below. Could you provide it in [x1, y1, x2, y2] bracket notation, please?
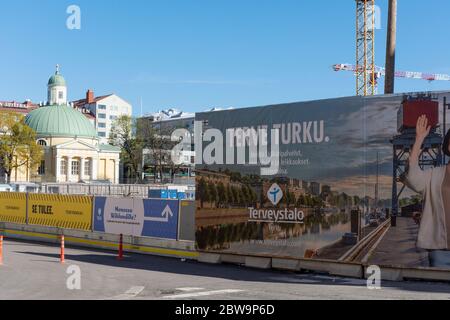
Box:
[27, 194, 93, 231]
[0, 192, 27, 224]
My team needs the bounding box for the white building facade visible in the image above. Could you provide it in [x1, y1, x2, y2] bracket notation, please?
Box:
[73, 90, 132, 144]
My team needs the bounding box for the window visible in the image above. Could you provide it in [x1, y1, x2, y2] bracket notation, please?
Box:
[37, 139, 47, 146]
[98, 132, 106, 137]
[110, 115, 117, 121]
[98, 113, 106, 119]
[58, 91, 64, 99]
[38, 160, 45, 175]
[71, 160, 80, 175]
[98, 104, 107, 110]
[84, 160, 91, 176]
[60, 159, 67, 175]
[98, 122, 106, 128]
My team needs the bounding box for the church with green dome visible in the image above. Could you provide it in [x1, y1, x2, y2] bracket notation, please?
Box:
[17, 66, 121, 184]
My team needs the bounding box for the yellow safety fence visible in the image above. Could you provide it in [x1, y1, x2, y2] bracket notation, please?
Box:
[0, 192, 27, 224]
[27, 194, 93, 231]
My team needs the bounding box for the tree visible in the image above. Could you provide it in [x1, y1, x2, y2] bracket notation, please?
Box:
[216, 182, 228, 207]
[137, 118, 184, 183]
[197, 177, 209, 208]
[208, 182, 218, 208]
[232, 186, 240, 206]
[0, 112, 42, 183]
[227, 185, 234, 206]
[241, 185, 249, 206]
[109, 115, 143, 183]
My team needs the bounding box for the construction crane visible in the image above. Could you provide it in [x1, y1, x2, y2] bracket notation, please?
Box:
[356, 0, 376, 96]
[333, 63, 450, 92]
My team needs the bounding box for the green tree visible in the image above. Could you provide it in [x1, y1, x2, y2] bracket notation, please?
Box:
[217, 182, 228, 207]
[0, 112, 42, 183]
[197, 177, 209, 208]
[249, 186, 257, 206]
[227, 185, 235, 205]
[241, 185, 249, 206]
[109, 115, 143, 183]
[232, 186, 240, 206]
[208, 182, 218, 207]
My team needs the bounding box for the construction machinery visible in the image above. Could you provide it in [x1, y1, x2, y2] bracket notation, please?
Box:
[333, 63, 450, 93]
[356, 0, 376, 96]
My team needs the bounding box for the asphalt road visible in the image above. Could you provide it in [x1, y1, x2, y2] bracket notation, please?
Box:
[1, 238, 450, 300]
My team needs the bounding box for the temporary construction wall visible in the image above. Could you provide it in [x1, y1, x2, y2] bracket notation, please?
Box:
[93, 197, 179, 240]
[0, 192, 27, 224]
[195, 91, 450, 270]
[27, 194, 93, 231]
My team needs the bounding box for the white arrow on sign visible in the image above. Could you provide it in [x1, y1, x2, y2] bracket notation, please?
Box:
[144, 205, 174, 223]
[96, 208, 102, 221]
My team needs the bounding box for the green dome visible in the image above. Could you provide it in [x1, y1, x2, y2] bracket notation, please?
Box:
[48, 74, 66, 87]
[25, 105, 98, 139]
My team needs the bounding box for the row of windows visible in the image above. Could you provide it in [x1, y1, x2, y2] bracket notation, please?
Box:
[59, 159, 91, 176]
[97, 104, 128, 113]
[38, 160, 92, 176]
[97, 105, 129, 113]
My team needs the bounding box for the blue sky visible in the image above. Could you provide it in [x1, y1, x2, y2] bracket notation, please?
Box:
[1, 0, 449, 115]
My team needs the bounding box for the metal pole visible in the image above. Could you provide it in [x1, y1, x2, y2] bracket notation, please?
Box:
[444, 96, 448, 164]
[384, 0, 397, 94]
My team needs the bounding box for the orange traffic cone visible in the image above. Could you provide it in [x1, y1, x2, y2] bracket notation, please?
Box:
[60, 235, 65, 264]
[117, 234, 123, 261]
[0, 235, 3, 265]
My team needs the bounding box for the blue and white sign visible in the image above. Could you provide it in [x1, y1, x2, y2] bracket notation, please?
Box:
[94, 197, 179, 240]
[267, 183, 283, 206]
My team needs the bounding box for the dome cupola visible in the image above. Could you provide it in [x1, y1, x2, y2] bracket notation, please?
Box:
[47, 64, 67, 105]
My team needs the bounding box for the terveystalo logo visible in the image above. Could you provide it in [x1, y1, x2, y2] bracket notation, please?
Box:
[248, 183, 304, 224]
[267, 183, 283, 206]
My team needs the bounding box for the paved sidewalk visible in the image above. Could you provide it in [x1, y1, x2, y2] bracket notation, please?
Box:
[368, 217, 429, 268]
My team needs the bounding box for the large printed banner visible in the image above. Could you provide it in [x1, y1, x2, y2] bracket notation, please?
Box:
[0, 192, 27, 224]
[195, 92, 450, 270]
[27, 194, 93, 231]
[94, 197, 179, 240]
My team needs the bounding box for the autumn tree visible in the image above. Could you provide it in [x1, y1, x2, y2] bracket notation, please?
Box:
[0, 112, 42, 183]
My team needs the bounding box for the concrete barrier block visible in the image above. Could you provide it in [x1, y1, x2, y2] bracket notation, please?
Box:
[245, 256, 272, 269]
[402, 268, 450, 282]
[198, 252, 221, 264]
[377, 267, 404, 281]
[298, 259, 363, 278]
[221, 254, 245, 265]
[272, 258, 301, 271]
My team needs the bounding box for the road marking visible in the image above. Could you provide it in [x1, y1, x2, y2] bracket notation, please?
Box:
[176, 287, 205, 292]
[268, 276, 319, 284]
[163, 289, 244, 299]
[108, 286, 145, 300]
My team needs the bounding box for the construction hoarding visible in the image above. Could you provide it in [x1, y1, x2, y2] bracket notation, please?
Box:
[94, 197, 180, 240]
[178, 200, 196, 241]
[195, 91, 450, 270]
[27, 194, 93, 231]
[0, 192, 27, 224]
